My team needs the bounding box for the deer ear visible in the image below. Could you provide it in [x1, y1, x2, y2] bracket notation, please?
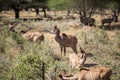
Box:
[54, 25, 57, 28]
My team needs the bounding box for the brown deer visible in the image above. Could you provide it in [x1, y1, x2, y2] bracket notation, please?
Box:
[101, 15, 114, 27]
[80, 16, 95, 26]
[53, 26, 78, 56]
[59, 66, 112, 80]
[87, 17, 95, 26]
[21, 30, 44, 43]
[68, 47, 87, 68]
[80, 16, 87, 25]
[91, 66, 112, 80]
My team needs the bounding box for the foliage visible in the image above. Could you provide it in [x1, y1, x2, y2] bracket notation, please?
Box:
[0, 24, 73, 80]
[0, 20, 120, 80]
[48, 0, 73, 11]
[72, 0, 99, 17]
[11, 32, 25, 44]
[6, 43, 71, 80]
[0, 56, 12, 80]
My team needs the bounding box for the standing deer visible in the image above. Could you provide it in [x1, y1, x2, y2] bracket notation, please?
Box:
[53, 25, 78, 56]
[101, 15, 114, 27]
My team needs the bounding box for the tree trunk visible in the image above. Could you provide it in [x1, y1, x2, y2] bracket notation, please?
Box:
[15, 10, 19, 19]
[82, 0, 86, 17]
[0, 7, 2, 12]
[12, 3, 20, 19]
[114, 16, 118, 22]
[113, 10, 119, 22]
[67, 10, 70, 17]
[42, 8, 46, 18]
[42, 62, 45, 80]
[35, 8, 39, 16]
[88, 0, 96, 18]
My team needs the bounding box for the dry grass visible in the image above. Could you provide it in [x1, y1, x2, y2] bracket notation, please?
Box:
[0, 11, 120, 80]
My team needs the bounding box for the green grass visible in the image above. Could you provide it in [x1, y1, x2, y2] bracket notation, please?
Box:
[0, 20, 120, 80]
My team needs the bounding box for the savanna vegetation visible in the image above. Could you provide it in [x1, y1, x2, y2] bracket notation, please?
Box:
[0, 0, 120, 80]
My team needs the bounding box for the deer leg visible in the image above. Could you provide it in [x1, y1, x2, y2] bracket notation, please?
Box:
[71, 46, 77, 54]
[102, 23, 104, 26]
[63, 47, 66, 56]
[60, 46, 63, 56]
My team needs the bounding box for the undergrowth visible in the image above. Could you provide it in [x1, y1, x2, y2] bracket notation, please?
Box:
[0, 21, 120, 80]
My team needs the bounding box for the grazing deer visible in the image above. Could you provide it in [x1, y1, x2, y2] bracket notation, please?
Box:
[80, 16, 95, 26]
[87, 17, 95, 26]
[59, 66, 112, 80]
[21, 30, 44, 43]
[80, 16, 88, 25]
[101, 15, 114, 27]
[69, 47, 87, 68]
[53, 26, 78, 56]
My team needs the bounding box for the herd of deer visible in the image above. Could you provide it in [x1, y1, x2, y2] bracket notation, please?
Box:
[8, 23, 44, 43]
[8, 18, 113, 80]
[53, 26, 112, 80]
[80, 15, 114, 27]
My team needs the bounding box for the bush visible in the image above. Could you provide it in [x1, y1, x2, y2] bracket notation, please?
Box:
[11, 32, 25, 44]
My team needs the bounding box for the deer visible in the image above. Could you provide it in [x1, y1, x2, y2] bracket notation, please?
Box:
[80, 16, 88, 25]
[91, 66, 112, 80]
[80, 16, 95, 26]
[21, 30, 44, 43]
[87, 17, 95, 26]
[53, 25, 78, 56]
[68, 47, 87, 68]
[101, 15, 114, 27]
[59, 66, 112, 80]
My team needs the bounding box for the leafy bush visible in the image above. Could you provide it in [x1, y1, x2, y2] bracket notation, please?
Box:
[0, 59, 11, 80]
[11, 32, 25, 44]
[7, 51, 70, 80]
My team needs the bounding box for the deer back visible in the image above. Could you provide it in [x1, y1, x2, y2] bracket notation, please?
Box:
[62, 33, 77, 47]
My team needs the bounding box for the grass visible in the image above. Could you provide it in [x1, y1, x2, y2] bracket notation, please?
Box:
[0, 16, 120, 80]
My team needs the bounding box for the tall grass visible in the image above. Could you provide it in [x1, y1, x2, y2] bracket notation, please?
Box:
[0, 20, 120, 80]
[0, 24, 74, 80]
[76, 27, 120, 80]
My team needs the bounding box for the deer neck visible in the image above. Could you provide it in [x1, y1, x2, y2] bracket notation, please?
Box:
[54, 29, 60, 36]
[56, 33, 60, 37]
[55, 31, 60, 37]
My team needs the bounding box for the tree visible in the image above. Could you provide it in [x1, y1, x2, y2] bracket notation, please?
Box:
[0, 0, 49, 19]
[48, 0, 74, 16]
[99, 0, 120, 22]
[107, 0, 120, 22]
[0, 0, 28, 19]
[73, 0, 99, 18]
[32, 0, 49, 17]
